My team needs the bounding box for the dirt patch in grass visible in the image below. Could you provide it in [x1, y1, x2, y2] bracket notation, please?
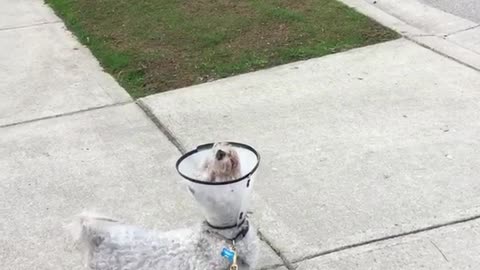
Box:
[46, 0, 398, 98]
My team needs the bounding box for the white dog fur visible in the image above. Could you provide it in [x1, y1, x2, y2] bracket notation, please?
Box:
[68, 211, 259, 270]
[68, 142, 258, 269]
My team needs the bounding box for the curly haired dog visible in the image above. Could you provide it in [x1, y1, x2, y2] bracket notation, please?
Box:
[68, 143, 258, 270]
[68, 212, 258, 270]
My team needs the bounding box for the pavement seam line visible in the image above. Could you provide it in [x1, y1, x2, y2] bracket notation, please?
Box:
[258, 230, 296, 270]
[444, 24, 480, 37]
[404, 36, 480, 72]
[0, 21, 62, 32]
[135, 100, 187, 154]
[339, 0, 480, 73]
[0, 101, 132, 129]
[408, 34, 436, 37]
[291, 214, 480, 264]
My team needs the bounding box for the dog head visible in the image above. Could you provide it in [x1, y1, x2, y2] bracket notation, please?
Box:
[204, 142, 241, 182]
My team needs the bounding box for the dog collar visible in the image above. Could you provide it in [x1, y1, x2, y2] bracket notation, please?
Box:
[231, 221, 249, 242]
[205, 217, 247, 230]
[206, 219, 250, 243]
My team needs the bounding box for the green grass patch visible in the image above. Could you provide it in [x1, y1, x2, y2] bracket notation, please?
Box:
[46, 0, 398, 98]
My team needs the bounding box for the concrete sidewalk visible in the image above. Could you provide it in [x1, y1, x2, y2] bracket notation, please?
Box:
[0, 0, 130, 127]
[420, 0, 480, 23]
[140, 38, 480, 268]
[2, 0, 480, 270]
[0, 1, 281, 269]
[339, 0, 480, 72]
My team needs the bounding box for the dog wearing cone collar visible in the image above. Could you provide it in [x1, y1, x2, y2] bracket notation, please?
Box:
[67, 143, 259, 270]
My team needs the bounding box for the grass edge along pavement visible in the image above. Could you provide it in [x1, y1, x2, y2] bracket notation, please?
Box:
[45, 0, 399, 98]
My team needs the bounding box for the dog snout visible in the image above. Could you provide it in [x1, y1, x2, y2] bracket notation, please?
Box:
[216, 149, 226, 160]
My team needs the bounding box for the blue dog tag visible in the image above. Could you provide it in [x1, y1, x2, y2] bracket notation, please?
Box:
[221, 247, 235, 262]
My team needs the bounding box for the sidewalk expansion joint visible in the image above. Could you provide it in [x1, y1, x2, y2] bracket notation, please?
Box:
[405, 36, 480, 73]
[0, 21, 62, 32]
[443, 24, 480, 38]
[0, 101, 132, 129]
[135, 100, 187, 154]
[339, 0, 480, 73]
[290, 213, 480, 265]
[258, 229, 296, 270]
[407, 34, 436, 37]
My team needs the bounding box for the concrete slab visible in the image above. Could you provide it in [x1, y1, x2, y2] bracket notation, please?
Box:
[296, 219, 480, 269]
[0, 23, 131, 127]
[448, 27, 480, 54]
[258, 242, 284, 269]
[420, 0, 480, 24]
[365, 0, 477, 35]
[140, 39, 480, 262]
[0, 104, 281, 270]
[339, 0, 480, 73]
[0, 0, 59, 29]
[410, 35, 480, 71]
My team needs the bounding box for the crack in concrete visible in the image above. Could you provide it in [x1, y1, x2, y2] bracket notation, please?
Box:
[0, 101, 132, 129]
[0, 21, 62, 32]
[430, 240, 449, 262]
[291, 214, 480, 264]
